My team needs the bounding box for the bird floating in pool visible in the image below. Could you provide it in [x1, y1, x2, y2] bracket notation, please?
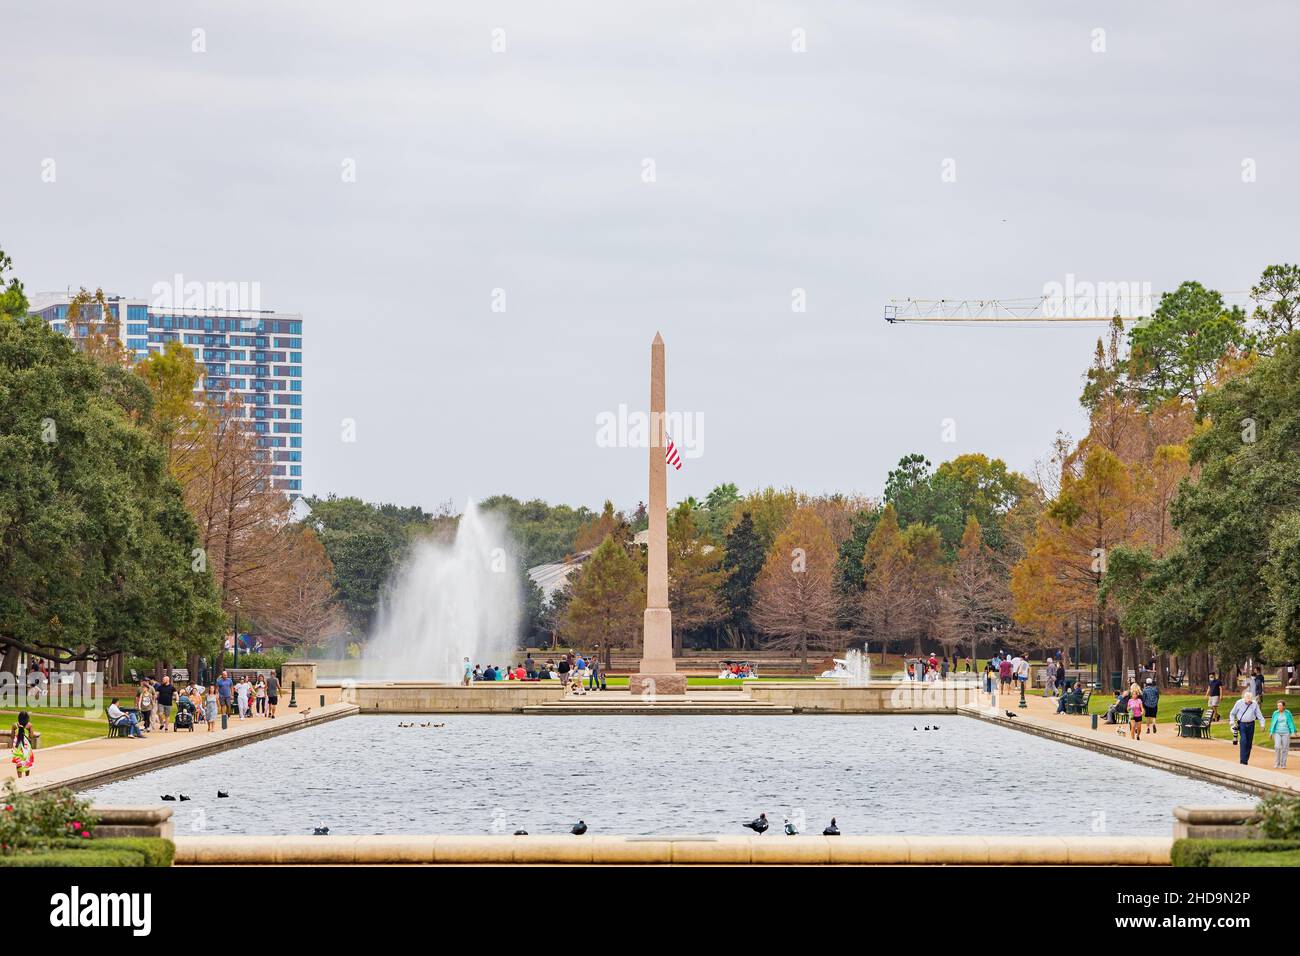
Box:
[313, 824, 330, 836]
[823, 818, 840, 836]
[514, 829, 528, 836]
[784, 818, 799, 836]
[160, 794, 176, 801]
[178, 794, 190, 801]
[743, 813, 769, 834]
[217, 790, 229, 798]
[570, 820, 588, 835]
[433, 723, 446, 728]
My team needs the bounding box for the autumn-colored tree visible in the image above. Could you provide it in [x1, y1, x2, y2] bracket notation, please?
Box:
[732, 487, 799, 551]
[561, 535, 645, 651]
[859, 505, 915, 662]
[186, 398, 296, 660]
[256, 527, 347, 647]
[750, 507, 838, 663]
[666, 502, 728, 642]
[572, 500, 628, 553]
[937, 516, 1006, 663]
[134, 340, 213, 492]
[65, 287, 129, 366]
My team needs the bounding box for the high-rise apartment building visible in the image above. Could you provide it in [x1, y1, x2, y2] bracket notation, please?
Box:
[28, 292, 305, 494]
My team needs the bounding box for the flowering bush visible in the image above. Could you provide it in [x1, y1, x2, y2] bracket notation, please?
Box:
[0, 782, 98, 854]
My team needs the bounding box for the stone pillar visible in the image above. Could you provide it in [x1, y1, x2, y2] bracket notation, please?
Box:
[629, 332, 687, 697]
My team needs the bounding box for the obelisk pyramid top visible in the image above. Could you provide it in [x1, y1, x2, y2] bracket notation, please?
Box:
[652, 331, 663, 346]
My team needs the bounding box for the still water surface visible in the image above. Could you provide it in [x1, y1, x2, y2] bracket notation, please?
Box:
[84, 714, 1243, 836]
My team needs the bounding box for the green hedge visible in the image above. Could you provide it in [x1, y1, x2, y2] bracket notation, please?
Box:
[1208, 849, 1300, 867]
[0, 837, 173, 868]
[1171, 838, 1300, 867]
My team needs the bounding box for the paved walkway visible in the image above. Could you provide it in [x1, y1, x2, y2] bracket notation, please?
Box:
[12, 690, 355, 795]
[962, 689, 1299, 795]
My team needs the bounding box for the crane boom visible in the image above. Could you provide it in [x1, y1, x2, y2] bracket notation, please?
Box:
[884, 297, 1144, 324]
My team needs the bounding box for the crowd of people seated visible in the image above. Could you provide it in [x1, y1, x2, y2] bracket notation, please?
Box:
[464, 652, 606, 692]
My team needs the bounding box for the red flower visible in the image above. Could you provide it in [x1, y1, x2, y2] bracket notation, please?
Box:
[79, 831, 91, 838]
[71, 821, 82, 828]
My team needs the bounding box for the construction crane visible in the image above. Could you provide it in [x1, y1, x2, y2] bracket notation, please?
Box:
[883, 296, 1147, 325]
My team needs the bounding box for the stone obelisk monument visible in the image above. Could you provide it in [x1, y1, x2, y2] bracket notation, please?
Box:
[629, 332, 687, 697]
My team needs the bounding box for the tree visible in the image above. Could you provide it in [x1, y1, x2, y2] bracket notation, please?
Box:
[701, 482, 741, 541]
[750, 508, 838, 662]
[938, 516, 1005, 663]
[1251, 263, 1300, 354]
[187, 397, 296, 634]
[561, 535, 645, 651]
[859, 505, 916, 662]
[256, 527, 346, 647]
[478, 495, 596, 567]
[1127, 281, 1251, 407]
[572, 500, 628, 552]
[1129, 332, 1300, 664]
[133, 340, 212, 487]
[666, 502, 728, 641]
[719, 512, 764, 647]
[733, 487, 798, 552]
[0, 249, 27, 321]
[0, 310, 224, 668]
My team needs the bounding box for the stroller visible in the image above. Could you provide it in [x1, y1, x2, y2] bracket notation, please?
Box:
[174, 695, 197, 732]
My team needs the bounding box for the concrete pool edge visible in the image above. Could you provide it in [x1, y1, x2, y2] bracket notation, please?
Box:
[22, 703, 360, 796]
[960, 704, 1298, 797]
[171, 833, 1175, 866]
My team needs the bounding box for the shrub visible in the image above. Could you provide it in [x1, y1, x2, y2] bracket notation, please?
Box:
[0, 836, 173, 867]
[1207, 849, 1300, 867]
[1256, 793, 1300, 839]
[0, 782, 98, 853]
[0, 848, 148, 867]
[1171, 838, 1300, 867]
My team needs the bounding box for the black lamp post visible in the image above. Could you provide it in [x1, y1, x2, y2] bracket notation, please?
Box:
[232, 596, 241, 669]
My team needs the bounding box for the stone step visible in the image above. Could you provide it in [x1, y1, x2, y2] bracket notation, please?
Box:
[519, 701, 794, 715]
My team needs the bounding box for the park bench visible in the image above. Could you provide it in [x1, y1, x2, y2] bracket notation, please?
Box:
[1064, 690, 1092, 714]
[1176, 707, 1210, 739]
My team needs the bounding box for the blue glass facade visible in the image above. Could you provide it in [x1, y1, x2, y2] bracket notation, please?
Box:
[30, 295, 305, 494]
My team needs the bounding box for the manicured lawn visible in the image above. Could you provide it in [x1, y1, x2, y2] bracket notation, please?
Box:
[597, 676, 815, 687]
[1068, 691, 1291, 742]
[1, 710, 108, 747]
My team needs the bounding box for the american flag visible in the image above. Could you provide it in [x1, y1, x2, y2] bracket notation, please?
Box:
[665, 433, 683, 470]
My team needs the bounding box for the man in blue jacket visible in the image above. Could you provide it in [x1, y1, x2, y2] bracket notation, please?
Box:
[1140, 678, 1161, 735]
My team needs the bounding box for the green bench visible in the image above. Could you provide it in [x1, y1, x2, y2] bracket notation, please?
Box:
[1063, 689, 1093, 714]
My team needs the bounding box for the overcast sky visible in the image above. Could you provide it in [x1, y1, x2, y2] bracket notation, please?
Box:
[5, 1, 1298, 514]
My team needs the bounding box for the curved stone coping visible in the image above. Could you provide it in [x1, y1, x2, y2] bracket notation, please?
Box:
[960, 704, 1297, 797]
[1173, 805, 1260, 825]
[173, 834, 1172, 866]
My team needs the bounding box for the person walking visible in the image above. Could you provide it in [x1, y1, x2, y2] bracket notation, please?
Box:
[205, 685, 219, 732]
[137, 680, 155, 732]
[235, 676, 252, 719]
[1126, 684, 1145, 740]
[1140, 678, 1161, 734]
[156, 675, 175, 732]
[1229, 690, 1265, 765]
[1044, 658, 1058, 698]
[265, 671, 280, 718]
[255, 676, 267, 715]
[9, 711, 35, 778]
[1268, 699, 1295, 768]
[216, 670, 234, 717]
[1207, 672, 1223, 723]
